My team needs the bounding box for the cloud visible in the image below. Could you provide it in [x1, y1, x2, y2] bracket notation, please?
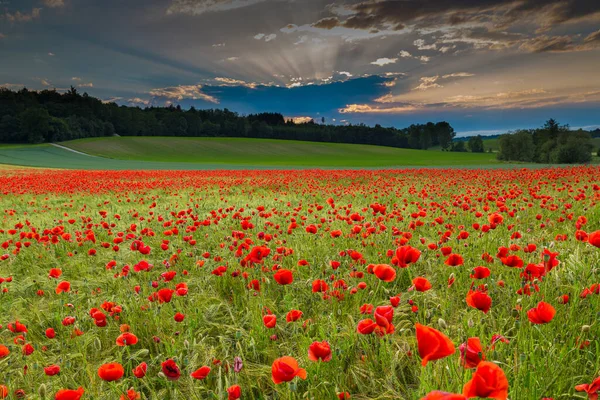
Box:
[48, 52, 55, 56]
[71, 77, 81, 81]
[102, 97, 122, 104]
[0, 83, 25, 90]
[0, 33, 5, 39]
[519, 34, 600, 52]
[166, 0, 269, 15]
[312, 17, 339, 30]
[339, 103, 419, 114]
[213, 77, 257, 88]
[226, 56, 239, 61]
[399, 50, 412, 58]
[338, 71, 352, 77]
[212, 42, 226, 47]
[253, 33, 265, 40]
[78, 82, 93, 88]
[127, 98, 151, 106]
[42, 0, 65, 8]
[370, 57, 397, 66]
[413, 39, 436, 50]
[441, 72, 475, 79]
[149, 84, 219, 103]
[414, 76, 442, 91]
[3, 8, 41, 23]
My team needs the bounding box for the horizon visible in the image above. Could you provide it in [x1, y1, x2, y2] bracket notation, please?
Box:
[1, 0, 599, 136]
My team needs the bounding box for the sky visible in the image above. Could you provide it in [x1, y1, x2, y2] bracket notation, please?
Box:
[1, 0, 599, 136]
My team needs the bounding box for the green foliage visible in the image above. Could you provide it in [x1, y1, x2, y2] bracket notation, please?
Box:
[0, 87, 454, 149]
[450, 141, 467, 152]
[467, 135, 485, 153]
[497, 120, 592, 164]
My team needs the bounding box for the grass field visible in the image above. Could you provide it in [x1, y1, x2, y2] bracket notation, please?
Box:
[56, 137, 500, 167]
[1, 167, 599, 399]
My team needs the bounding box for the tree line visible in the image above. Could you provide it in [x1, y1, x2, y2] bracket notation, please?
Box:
[0, 87, 458, 150]
[497, 119, 595, 164]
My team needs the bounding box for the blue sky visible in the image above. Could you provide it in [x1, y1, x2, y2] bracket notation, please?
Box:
[1, 0, 599, 136]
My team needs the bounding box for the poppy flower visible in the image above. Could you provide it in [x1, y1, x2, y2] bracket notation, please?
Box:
[98, 362, 124, 381]
[120, 389, 141, 400]
[48, 268, 62, 279]
[462, 361, 509, 400]
[444, 254, 464, 267]
[459, 337, 485, 368]
[470, 266, 490, 279]
[162, 359, 181, 380]
[308, 341, 332, 362]
[157, 288, 175, 303]
[412, 277, 432, 292]
[588, 231, 600, 248]
[227, 385, 241, 400]
[55, 281, 71, 294]
[374, 305, 394, 330]
[274, 269, 293, 285]
[174, 312, 185, 322]
[132, 362, 147, 378]
[0, 345, 9, 358]
[44, 364, 61, 376]
[46, 328, 56, 338]
[286, 309, 303, 322]
[466, 289, 492, 314]
[393, 246, 421, 268]
[416, 323, 455, 366]
[54, 387, 84, 400]
[312, 279, 328, 293]
[271, 356, 307, 384]
[500, 255, 524, 268]
[263, 314, 277, 328]
[373, 264, 396, 282]
[116, 332, 138, 346]
[421, 392, 466, 400]
[190, 366, 211, 380]
[575, 376, 600, 399]
[527, 301, 556, 324]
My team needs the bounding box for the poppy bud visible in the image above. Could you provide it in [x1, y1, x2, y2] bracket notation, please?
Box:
[468, 319, 474, 328]
[437, 318, 447, 330]
[38, 384, 46, 399]
[184, 340, 190, 349]
[158, 372, 166, 379]
[582, 325, 591, 333]
[511, 309, 519, 317]
[94, 337, 102, 350]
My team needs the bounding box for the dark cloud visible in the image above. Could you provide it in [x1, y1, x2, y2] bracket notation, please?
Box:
[519, 34, 600, 52]
[585, 29, 600, 43]
[312, 17, 339, 30]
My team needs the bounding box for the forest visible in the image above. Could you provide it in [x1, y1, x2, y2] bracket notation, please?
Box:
[0, 87, 457, 150]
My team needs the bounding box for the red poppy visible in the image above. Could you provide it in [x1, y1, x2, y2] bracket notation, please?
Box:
[274, 269, 294, 285]
[190, 366, 211, 380]
[271, 356, 307, 384]
[575, 376, 600, 399]
[357, 319, 377, 334]
[373, 264, 396, 282]
[459, 337, 485, 368]
[97, 362, 124, 381]
[421, 392, 466, 400]
[308, 341, 332, 362]
[470, 266, 490, 279]
[393, 246, 421, 268]
[286, 309, 303, 322]
[416, 323, 455, 366]
[55, 281, 71, 294]
[466, 289, 492, 314]
[132, 362, 147, 378]
[116, 332, 138, 346]
[227, 385, 241, 400]
[462, 361, 509, 400]
[157, 288, 175, 303]
[263, 314, 277, 328]
[444, 254, 464, 267]
[412, 277, 432, 292]
[312, 279, 328, 293]
[0, 345, 9, 358]
[588, 231, 600, 248]
[527, 301, 556, 324]
[174, 312, 185, 322]
[120, 389, 141, 400]
[44, 364, 61, 376]
[501, 255, 524, 268]
[161, 359, 181, 380]
[54, 387, 84, 400]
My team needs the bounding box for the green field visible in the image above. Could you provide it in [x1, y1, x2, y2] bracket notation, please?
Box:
[0, 137, 504, 169]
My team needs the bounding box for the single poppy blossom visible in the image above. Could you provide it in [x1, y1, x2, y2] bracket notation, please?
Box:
[527, 301, 556, 324]
[466, 289, 492, 314]
[274, 269, 293, 285]
[462, 361, 509, 400]
[308, 341, 332, 362]
[588, 231, 600, 248]
[373, 264, 396, 282]
[174, 312, 185, 322]
[444, 254, 464, 267]
[227, 385, 241, 400]
[161, 359, 181, 380]
[55, 281, 71, 294]
[393, 246, 421, 268]
[412, 277, 432, 292]
[116, 332, 138, 346]
[470, 266, 490, 279]
[263, 314, 277, 328]
[98, 362, 124, 381]
[286, 309, 303, 322]
[44, 364, 61, 376]
[190, 366, 211, 380]
[119, 389, 141, 400]
[459, 337, 485, 368]
[0, 345, 9, 358]
[271, 356, 307, 384]
[415, 323, 455, 366]
[54, 387, 84, 400]
[421, 392, 466, 400]
[575, 376, 600, 399]
[132, 362, 147, 378]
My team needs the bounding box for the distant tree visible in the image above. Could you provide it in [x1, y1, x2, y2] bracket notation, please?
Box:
[451, 141, 467, 152]
[19, 108, 51, 143]
[497, 130, 535, 162]
[467, 135, 485, 152]
[436, 121, 455, 151]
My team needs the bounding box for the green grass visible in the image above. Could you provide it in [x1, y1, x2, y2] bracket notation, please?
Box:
[56, 137, 501, 167]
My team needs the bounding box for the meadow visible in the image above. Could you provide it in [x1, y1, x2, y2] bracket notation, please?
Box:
[0, 167, 599, 400]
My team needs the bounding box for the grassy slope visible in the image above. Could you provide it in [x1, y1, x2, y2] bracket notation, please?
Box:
[59, 137, 499, 167]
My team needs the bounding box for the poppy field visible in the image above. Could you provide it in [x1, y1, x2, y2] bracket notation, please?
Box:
[1, 167, 600, 400]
